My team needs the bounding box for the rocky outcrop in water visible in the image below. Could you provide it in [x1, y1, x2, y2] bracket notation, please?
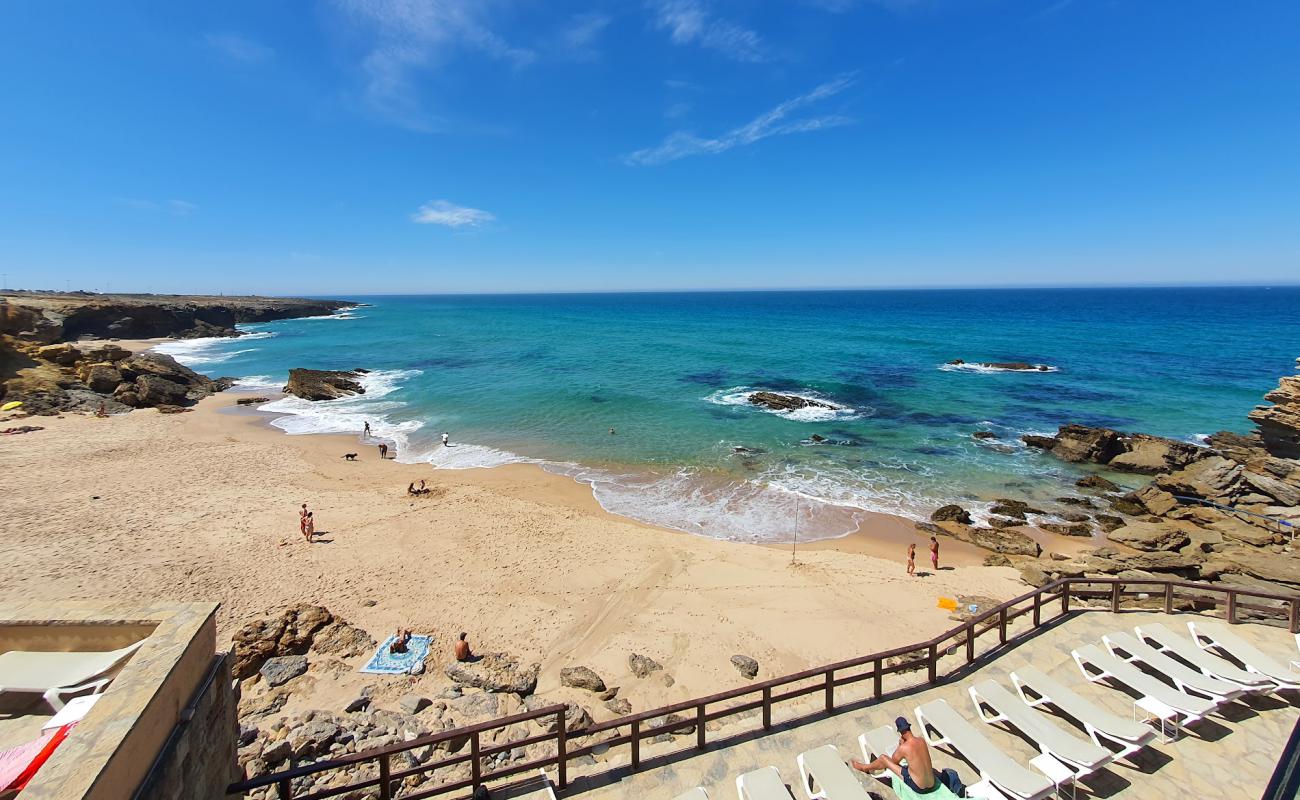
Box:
[748, 391, 836, 412]
[947, 359, 1052, 371]
[283, 368, 367, 401]
[1023, 424, 1202, 474]
[1248, 358, 1300, 459]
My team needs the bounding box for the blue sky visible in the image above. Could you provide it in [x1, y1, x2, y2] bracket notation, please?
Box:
[2, 0, 1298, 294]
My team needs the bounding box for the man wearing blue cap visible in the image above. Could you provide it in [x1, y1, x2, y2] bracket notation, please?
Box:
[850, 716, 965, 795]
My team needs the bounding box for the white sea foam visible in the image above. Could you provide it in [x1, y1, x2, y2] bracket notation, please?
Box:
[420, 443, 535, 470]
[231, 375, 284, 393]
[257, 370, 424, 456]
[154, 332, 275, 366]
[938, 362, 1059, 374]
[704, 386, 864, 422]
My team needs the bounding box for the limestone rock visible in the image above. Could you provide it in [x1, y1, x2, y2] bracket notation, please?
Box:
[1093, 514, 1126, 533]
[747, 392, 836, 412]
[1208, 514, 1279, 547]
[930, 504, 972, 524]
[1039, 522, 1091, 537]
[628, 653, 663, 679]
[1134, 485, 1179, 516]
[444, 653, 539, 695]
[523, 697, 593, 733]
[730, 654, 759, 679]
[1106, 521, 1192, 552]
[560, 666, 607, 693]
[34, 342, 80, 365]
[283, 368, 366, 401]
[1076, 474, 1120, 493]
[983, 554, 1013, 567]
[605, 697, 632, 715]
[80, 363, 123, 393]
[1108, 434, 1203, 475]
[231, 604, 337, 680]
[933, 521, 1041, 557]
[1050, 424, 1126, 464]
[1156, 456, 1245, 502]
[290, 719, 341, 760]
[398, 695, 430, 715]
[260, 655, 308, 688]
[1248, 365, 1300, 459]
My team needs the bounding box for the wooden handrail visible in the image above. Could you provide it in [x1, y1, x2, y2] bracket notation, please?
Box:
[230, 577, 1300, 798]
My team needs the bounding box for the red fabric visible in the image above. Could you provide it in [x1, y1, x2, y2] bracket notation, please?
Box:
[0, 723, 75, 792]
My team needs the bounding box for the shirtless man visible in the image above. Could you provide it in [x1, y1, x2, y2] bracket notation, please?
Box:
[454, 632, 473, 662]
[851, 717, 940, 792]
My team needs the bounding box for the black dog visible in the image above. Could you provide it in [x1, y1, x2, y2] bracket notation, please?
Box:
[342, 453, 358, 461]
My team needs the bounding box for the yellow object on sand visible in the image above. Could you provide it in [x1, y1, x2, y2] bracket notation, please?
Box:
[937, 597, 958, 611]
[1, 401, 22, 411]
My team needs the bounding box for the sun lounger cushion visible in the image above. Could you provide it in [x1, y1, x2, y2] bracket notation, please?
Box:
[1189, 620, 1300, 687]
[970, 680, 1111, 770]
[917, 699, 1053, 800]
[1135, 623, 1273, 689]
[1103, 632, 1242, 699]
[0, 641, 143, 694]
[1011, 666, 1153, 744]
[1074, 644, 1216, 719]
[799, 745, 871, 799]
[737, 766, 792, 799]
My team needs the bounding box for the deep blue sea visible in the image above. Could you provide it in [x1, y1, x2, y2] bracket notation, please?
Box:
[159, 288, 1300, 543]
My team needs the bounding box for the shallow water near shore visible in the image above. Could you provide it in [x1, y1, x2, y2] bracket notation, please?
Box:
[157, 287, 1300, 542]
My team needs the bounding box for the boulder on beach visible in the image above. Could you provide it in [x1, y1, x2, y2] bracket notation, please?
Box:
[628, 653, 663, 679]
[560, 666, 607, 693]
[928, 520, 1041, 557]
[747, 391, 835, 412]
[444, 652, 540, 695]
[930, 504, 972, 524]
[731, 654, 760, 679]
[283, 368, 366, 401]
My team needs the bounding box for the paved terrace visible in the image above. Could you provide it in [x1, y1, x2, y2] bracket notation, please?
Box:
[560, 609, 1300, 799]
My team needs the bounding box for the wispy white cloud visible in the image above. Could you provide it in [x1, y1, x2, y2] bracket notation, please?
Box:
[411, 200, 496, 228]
[559, 12, 612, 58]
[205, 32, 274, 63]
[624, 74, 856, 166]
[648, 0, 767, 62]
[334, 0, 535, 131]
[115, 197, 199, 216]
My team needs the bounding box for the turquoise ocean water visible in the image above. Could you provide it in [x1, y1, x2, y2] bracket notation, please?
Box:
[158, 288, 1300, 543]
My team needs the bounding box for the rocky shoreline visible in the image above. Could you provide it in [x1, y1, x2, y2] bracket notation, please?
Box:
[922, 357, 1300, 602]
[0, 291, 354, 414]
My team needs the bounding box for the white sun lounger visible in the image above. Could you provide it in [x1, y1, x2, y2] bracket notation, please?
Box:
[673, 789, 710, 800]
[0, 640, 144, 710]
[914, 699, 1055, 800]
[1102, 631, 1245, 704]
[796, 744, 871, 799]
[1134, 623, 1277, 691]
[1071, 644, 1216, 726]
[968, 679, 1113, 778]
[1010, 666, 1155, 761]
[496, 769, 558, 800]
[737, 766, 794, 800]
[1187, 619, 1300, 690]
[856, 725, 900, 780]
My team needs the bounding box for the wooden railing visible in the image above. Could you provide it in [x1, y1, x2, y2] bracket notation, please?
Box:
[229, 578, 1300, 799]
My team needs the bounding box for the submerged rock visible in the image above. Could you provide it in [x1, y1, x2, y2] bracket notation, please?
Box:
[930, 504, 972, 524]
[747, 392, 835, 412]
[946, 359, 1052, 372]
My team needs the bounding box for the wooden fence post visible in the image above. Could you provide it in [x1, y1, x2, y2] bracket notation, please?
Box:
[556, 710, 567, 788]
[470, 732, 481, 790]
[696, 704, 706, 750]
[762, 687, 772, 730]
[1111, 582, 1121, 613]
[1033, 592, 1041, 626]
[631, 719, 641, 769]
[998, 608, 1008, 644]
[927, 644, 937, 684]
[824, 670, 834, 713]
[277, 778, 292, 799]
[1227, 590, 1238, 624]
[873, 658, 882, 699]
[1164, 583, 1174, 614]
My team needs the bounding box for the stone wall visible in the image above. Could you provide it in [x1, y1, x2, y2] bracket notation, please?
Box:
[133, 653, 241, 800]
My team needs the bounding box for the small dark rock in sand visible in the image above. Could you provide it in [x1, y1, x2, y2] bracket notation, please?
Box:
[748, 392, 836, 412]
[629, 653, 663, 679]
[731, 654, 759, 679]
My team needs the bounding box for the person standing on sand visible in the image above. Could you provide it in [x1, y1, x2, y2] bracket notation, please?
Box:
[441, 432, 450, 447]
[907, 543, 916, 576]
[378, 442, 388, 459]
[930, 536, 939, 571]
[305, 511, 315, 542]
[364, 421, 371, 437]
[299, 503, 309, 538]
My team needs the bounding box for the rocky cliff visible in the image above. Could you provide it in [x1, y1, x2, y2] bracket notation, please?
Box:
[1248, 358, 1300, 459]
[1, 291, 351, 342]
[0, 291, 355, 413]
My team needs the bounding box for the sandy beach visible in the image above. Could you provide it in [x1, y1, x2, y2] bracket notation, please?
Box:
[1, 383, 1037, 718]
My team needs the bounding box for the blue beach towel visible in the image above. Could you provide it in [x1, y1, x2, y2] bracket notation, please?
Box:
[360, 634, 432, 675]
